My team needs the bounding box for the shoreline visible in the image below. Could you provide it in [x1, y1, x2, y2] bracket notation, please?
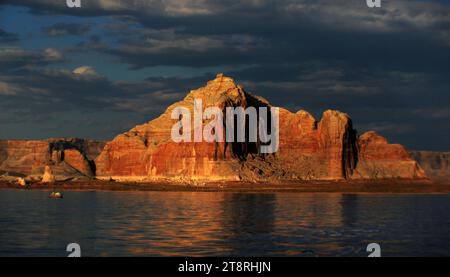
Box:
[1, 179, 450, 194]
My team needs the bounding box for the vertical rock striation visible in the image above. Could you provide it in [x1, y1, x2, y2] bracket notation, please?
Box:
[275, 109, 358, 180]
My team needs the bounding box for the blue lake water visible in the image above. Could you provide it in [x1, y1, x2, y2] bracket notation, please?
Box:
[0, 190, 449, 257]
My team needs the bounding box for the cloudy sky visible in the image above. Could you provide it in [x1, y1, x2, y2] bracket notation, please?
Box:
[0, 0, 449, 150]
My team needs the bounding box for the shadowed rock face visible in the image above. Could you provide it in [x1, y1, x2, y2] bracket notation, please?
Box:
[352, 131, 426, 179]
[410, 151, 450, 181]
[95, 74, 426, 182]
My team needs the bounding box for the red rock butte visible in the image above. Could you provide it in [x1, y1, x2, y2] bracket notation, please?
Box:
[1, 74, 427, 183]
[94, 74, 426, 182]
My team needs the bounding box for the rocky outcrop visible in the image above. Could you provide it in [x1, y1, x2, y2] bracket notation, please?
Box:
[0, 140, 50, 175]
[272, 109, 358, 181]
[0, 75, 427, 183]
[0, 138, 105, 180]
[352, 131, 426, 179]
[16, 177, 27, 187]
[410, 151, 450, 181]
[95, 74, 245, 181]
[47, 138, 105, 161]
[95, 74, 426, 182]
[41, 166, 56, 183]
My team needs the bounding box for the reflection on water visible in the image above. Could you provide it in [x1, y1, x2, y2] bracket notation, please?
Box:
[0, 190, 450, 257]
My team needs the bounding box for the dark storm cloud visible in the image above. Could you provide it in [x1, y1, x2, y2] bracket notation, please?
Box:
[229, 63, 449, 108]
[0, 65, 198, 139]
[0, 48, 64, 72]
[1, 0, 450, 149]
[108, 34, 265, 68]
[42, 23, 91, 37]
[0, 28, 18, 43]
[0, 65, 192, 117]
[41, 0, 448, 75]
[7, 1, 450, 40]
[6, 1, 450, 71]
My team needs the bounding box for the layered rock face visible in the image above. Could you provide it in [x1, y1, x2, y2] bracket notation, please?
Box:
[352, 132, 426, 179]
[96, 74, 247, 181]
[96, 74, 426, 182]
[0, 138, 105, 180]
[0, 140, 49, 175]
[274, 109, 358, 180]
[410, 151, 450, 181]
[1, 75, 426, 183]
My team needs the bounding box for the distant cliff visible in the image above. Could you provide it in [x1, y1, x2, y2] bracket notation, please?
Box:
[410, 151, 450, 181]
[0, 138, 105, 180]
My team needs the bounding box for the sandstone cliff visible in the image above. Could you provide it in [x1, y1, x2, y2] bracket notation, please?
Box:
[95, 74, 247, 182]
[95, 74, 426, 182]
[353, 131, 426, 179]
[1, 75, 427, 183]
[0, 138, 105, 181]
[410, 151, 450, 181]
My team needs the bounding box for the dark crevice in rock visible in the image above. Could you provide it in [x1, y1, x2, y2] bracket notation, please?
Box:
[342, 121, 359, 179]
